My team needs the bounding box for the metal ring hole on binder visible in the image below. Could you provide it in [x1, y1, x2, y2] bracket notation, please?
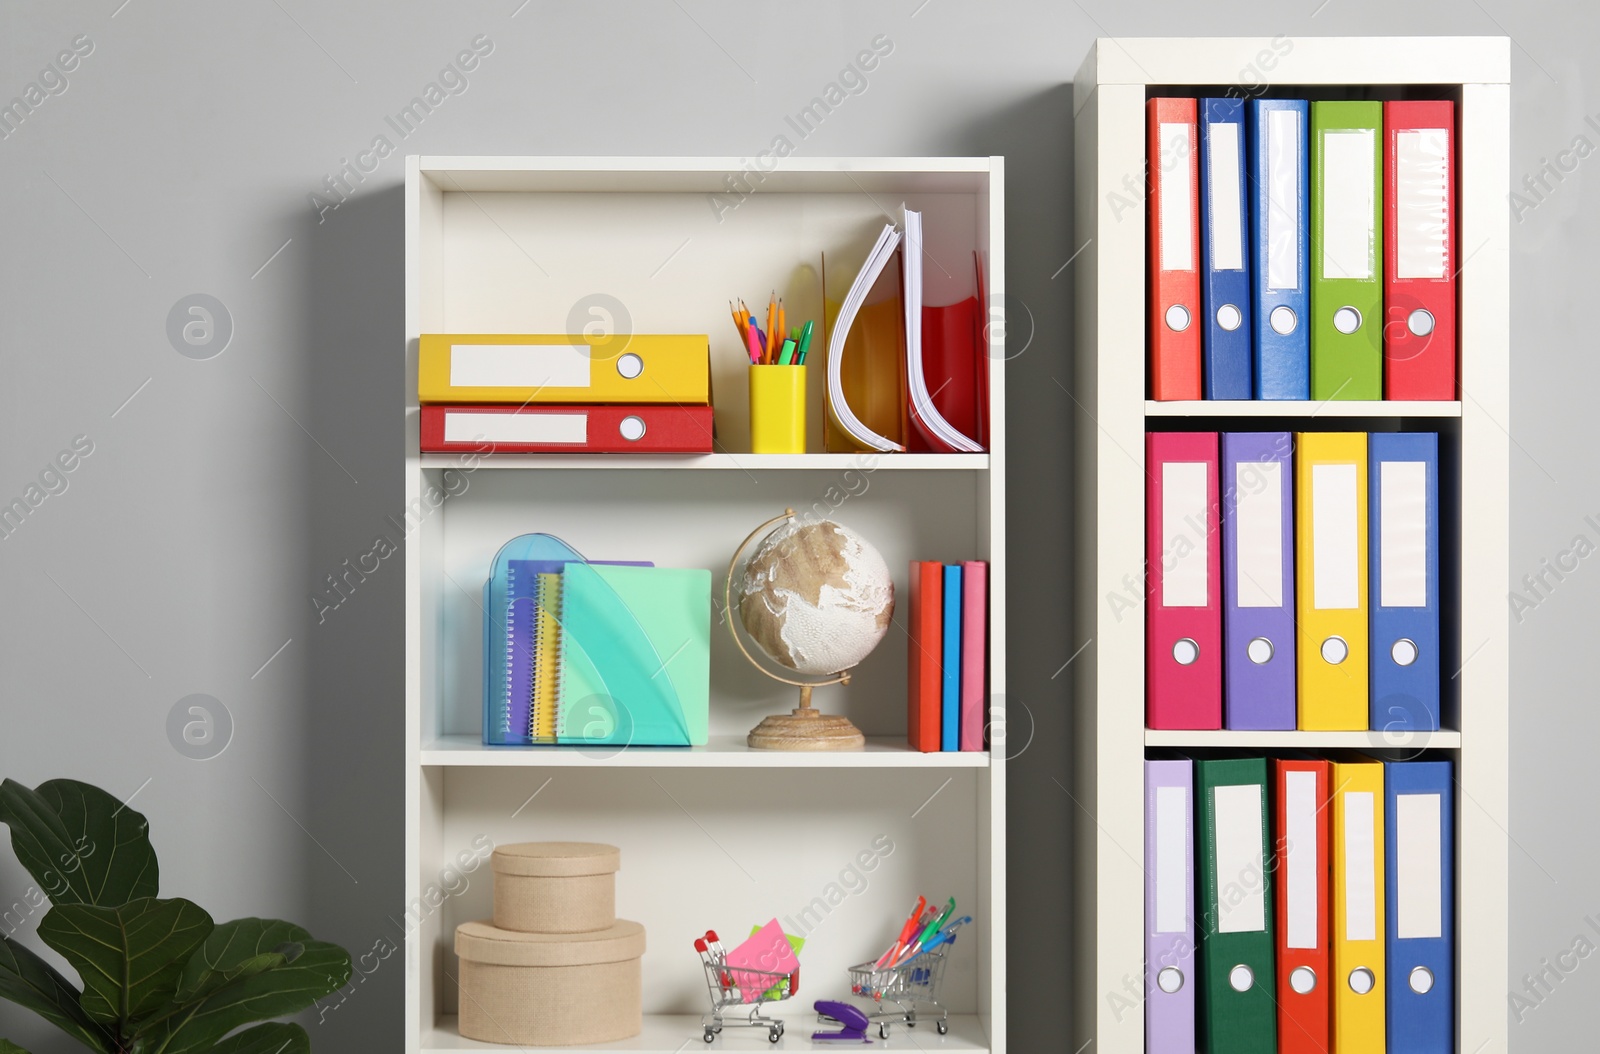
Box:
[1157, 967, 1184, 994]
[1165, 304, 1191, 332]
[616, 352, 644, 379]
[1247, 637, 1274, 665]
[1391, 638, 1419, 666]
[1228, 965, 1254, 992]
[1173, 638, 1200, 666]
[1408, 308, 1436, 337]
[1269, 305, 1297, 335]
[1216, 304, 1243, 331]
[1333, 306, 1363, 335]
[1409, 966, 1434, 994]
[619, 415, 647, 442]
[1349, 967, 1375, 995]
[1321, 636, 1349, 665]
[1289, 966, 1317, 995]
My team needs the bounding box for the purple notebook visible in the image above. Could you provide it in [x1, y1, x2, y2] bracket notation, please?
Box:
[1220, 432, 1297, 730]
[1145, 759, 1195, 1054]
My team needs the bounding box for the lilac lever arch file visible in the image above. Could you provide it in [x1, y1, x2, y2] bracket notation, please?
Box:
[1145, 759, 1195, 1054]
[1221, 432, 1297, 729]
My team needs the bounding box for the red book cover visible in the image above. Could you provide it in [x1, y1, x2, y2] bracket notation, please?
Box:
[1384, 100, 1457, 400]
[1148, 98, 1202, 400]
[906, 297, 984, 453]
[420, 404, 714, 454]
[1145, 431, 1221, 729]
[1273, 758, 1333, 1054]
[907, 561, 943, 752]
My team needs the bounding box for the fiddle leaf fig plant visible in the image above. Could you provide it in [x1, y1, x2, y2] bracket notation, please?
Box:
[0, 778, 352, 1054]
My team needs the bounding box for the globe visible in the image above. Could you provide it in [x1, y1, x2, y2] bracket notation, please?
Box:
[737, 518, 895, 676]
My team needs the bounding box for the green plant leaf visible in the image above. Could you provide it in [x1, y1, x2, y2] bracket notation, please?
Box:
[37, 898, 213, 1027]
[172, 919, 309, 1004]
[0, 932, 112, 1053]
[0, 779, 158, 908]
[0, 1039, 34, 1053]
[208, 1022, 309, 1054]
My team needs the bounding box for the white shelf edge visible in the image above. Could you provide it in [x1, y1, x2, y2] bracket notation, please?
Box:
[419, 453, 989, 471]
[424, 1013, 991, 1052]
[1143, 729, 1461, 749]
[422, 733, 991, 768]
[1144, 400, 1462, 419]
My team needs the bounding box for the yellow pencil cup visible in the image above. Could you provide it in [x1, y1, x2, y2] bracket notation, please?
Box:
[748, 364, 807, 454]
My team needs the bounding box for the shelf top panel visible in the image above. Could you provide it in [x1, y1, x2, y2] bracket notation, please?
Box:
[1145, 400, 1461, 419]
[1075, 36, 1510, 113]
[415, 155, 998, 194]
[424, 1013, 991, 1051]
[1145, 729, 1461, 749]
[421, 734, 990, 769]
[418, 452, 989, 471]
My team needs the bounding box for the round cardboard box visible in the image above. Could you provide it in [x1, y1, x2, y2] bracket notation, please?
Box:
[491, 841, 619, 933]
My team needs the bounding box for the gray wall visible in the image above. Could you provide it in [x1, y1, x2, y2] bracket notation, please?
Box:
[0, 1, 1588, 1050]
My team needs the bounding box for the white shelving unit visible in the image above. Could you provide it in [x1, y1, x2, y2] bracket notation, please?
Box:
[405, 157, 1006, 1052]
[1072, 38, 1509, 1053]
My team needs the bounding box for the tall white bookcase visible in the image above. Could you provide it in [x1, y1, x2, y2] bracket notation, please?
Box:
[404, 157, 1006, 1051]
[1072, 38, 1509, 1053]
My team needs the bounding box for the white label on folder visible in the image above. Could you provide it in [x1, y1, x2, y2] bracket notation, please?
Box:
[1214, 784, 1267, 935]
[1162, 462, 1209, 608]
[1159, 122, 1195, 272]
[1155, 785, 1188, 934]
[1343, 789, 1377, 943]
[1312, 463, 1360, 610]
[1235, 461, 1284, 608]
[450, 343, 593, 389]
[1396, 129, 1450, 280]
[1396, 793, 1444, 940]
[1380, 460, 1429, 609]
[1321, 129, 1376, 281]
[1286, 770, 1320, 950]
[443, 411, 588, 446]
[1208, 122, 1245, 272]
[1267, 108, 1302, 291]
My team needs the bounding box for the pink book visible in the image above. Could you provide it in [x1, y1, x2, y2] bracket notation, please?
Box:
[959, 561, 988, 751]
[725, 918, 798, 1003]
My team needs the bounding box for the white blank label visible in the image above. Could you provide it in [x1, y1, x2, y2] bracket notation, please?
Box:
[1321, 129, 1376, 281]
[1267, 108, 1302, 291]
[1396, 130, 1450, 280]
[1155, 785, 1188, 934]
[1343, 790, 1376, 942]
[1286, 770, 1319, 950]
[450, 343, 593, 389]
[443, 411, 587, 445]
[1396, 793, 1444, 940]
[1235, 462, 1284, 608]
[1163, 462, 1209, 607]
[1380, 461, 1429, 608]
[1312, 463, 1360, 610]
[1214, 784, 1267, 934]
[1208, 122, 1244, 271]
[1160, 122, 1195, 272]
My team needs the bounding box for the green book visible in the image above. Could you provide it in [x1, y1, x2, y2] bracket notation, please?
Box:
[1310, 100, 1384, 400]
[1196, 757, 1277, 1054]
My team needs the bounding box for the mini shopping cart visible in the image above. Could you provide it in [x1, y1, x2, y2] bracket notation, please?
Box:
[695, 930, 799, 1044]
[834, 916, 970, 1039]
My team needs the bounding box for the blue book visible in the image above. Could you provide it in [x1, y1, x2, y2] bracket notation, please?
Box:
[1385, 760, 1454, 1053]
[1369, 433, 1441, 731]
[941, 564, 962, 751]
[1248, 98, 1311, 399]
[1198, 98, 1252, 399]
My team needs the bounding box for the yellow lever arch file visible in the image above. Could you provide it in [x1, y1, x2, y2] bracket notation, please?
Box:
[419, 334, 710, 405]
[1295, 432, 1369, 730]
[1331, 758, 1386, 1051]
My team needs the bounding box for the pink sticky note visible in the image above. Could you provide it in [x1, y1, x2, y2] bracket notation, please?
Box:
[724, 919, 799, 1003]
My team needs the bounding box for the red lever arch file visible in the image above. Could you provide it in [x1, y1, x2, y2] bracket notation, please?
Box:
[1146, 431, 1221, 729]
[1148, 98, 1203, 400]
[420, 404, 713, 454]
[1273, 758, 1333, 1054]
[1383, 100, 1457, 400]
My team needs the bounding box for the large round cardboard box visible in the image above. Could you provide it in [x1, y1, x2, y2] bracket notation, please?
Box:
[491, 841, 619, 933]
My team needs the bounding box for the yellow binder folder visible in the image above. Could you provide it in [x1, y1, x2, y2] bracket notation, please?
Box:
[1331, 759, 1386, 1052]
[1295, 432, 1369, 730]
[418, 334, 710, 405]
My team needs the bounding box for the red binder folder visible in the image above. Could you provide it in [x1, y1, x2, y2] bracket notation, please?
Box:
[1146, 431, 1221, 729]
[1273, 758, 1332, 1054]
[1148, 98, 1203, 400]
[1383, 100, 1456, 400]
[420, 404, 713, 453]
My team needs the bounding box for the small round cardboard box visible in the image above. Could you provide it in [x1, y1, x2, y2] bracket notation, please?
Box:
[455, 918, 645, 1047]
[491, 841, 619, 933]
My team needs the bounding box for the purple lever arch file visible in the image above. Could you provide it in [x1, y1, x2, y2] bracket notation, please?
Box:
[1221, 432, 1297, 729]
[1145, 759, 1195, 1054]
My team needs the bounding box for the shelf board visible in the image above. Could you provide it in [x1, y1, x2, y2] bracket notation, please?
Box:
[425, 1013, 989, 1051]
[1145, 400, 1461, 419]
[419, 452, 988, 471]
[421, 733, 990, 768]
[1144, 729, 1461, 749]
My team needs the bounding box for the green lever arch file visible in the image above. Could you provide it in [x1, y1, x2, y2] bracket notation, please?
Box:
[1310, 100, 1384, 401]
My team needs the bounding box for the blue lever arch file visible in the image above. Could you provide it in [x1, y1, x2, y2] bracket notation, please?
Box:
[1199, 98, 1252, 400]
[1248, 98, 1311, 399]
[1385, 760, 1454, 1054]
[1370, 432, 1441, 731]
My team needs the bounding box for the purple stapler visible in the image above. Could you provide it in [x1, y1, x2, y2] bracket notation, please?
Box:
[813, 1000, 872, 1042]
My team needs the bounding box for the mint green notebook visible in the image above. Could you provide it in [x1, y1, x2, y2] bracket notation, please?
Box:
[557, 563, 711, 747]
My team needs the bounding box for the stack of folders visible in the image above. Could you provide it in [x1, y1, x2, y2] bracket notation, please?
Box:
[906, 560, 988, 752]
[418, 333, 715, 453]
[1146, 756, 1454, 1054]
[1147, 431, 1441, 732]
[1148, 97, 1456, 401]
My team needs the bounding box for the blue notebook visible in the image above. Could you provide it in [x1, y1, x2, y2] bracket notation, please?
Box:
[941, 564, 962, 751]
[1199, 97, 1252, 399]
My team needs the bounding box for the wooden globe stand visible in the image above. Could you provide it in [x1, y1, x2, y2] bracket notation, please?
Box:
[726, 509, 867, 751]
